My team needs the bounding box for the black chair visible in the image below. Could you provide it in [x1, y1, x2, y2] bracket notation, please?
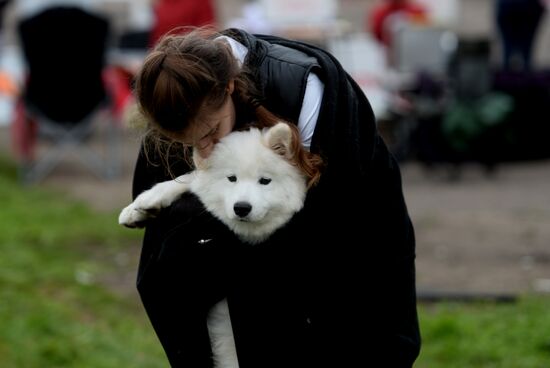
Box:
[16, 6, 121, 183]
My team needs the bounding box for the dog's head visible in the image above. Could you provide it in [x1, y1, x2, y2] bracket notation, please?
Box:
[190, 122, 319, 244]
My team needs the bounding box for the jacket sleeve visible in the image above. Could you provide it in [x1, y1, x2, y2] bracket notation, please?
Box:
[131, 142, 241, 367]
[297, 135, 421, 367]
[136, 192, 241, 367]
[131, 143, 192, 199]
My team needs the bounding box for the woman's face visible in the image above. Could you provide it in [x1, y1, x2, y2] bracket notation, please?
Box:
[176, 95, 236, 158]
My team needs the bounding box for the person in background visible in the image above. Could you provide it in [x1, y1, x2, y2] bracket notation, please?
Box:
[131, 26, 421, 367]
[367, 0, 428, 48]
[148, 0, 216, 47]
[495, 0, 546, 71]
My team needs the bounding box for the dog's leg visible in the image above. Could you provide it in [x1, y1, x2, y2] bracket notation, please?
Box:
[118, 173, 195, 227]
[207, 298, 239, 368]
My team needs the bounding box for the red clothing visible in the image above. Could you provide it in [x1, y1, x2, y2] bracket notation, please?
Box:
[368, 1, 427, 46]
[149, 0, 216, 47]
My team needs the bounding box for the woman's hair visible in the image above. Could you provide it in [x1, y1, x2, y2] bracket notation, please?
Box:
[135, 26, 261, 169]
[136, 27, 240, 134]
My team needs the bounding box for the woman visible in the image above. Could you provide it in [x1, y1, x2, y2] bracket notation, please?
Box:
[495, 0, 546, 71]
[367, 0, 428, 49]
[131, 27, 420, 367]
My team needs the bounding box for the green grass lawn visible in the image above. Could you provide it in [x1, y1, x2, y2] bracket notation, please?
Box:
[0, 157, 167, 367]
[1, 156, 549, 367]
[416, 297, 550, 367]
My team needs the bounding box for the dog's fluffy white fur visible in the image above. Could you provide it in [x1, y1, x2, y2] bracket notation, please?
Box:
[119, 122, 309, 368]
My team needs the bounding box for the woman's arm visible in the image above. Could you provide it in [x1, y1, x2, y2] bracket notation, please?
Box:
[297, 72, 324, 150]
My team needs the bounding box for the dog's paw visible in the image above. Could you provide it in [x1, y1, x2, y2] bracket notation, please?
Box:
[118, 199, 163, 229]
[118, 177, 192, 228]
[118, 203, 153, 228]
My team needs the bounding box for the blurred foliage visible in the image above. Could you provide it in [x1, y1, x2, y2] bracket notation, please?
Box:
[442, 92, 515, 152]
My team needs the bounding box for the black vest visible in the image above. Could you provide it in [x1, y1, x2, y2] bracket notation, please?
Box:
[225, 29, 321, 125]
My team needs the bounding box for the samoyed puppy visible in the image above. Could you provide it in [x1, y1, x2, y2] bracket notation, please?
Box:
[119, 122, 321, 368]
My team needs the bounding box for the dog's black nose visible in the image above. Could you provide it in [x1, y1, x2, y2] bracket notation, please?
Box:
[234, 202, 252, 217]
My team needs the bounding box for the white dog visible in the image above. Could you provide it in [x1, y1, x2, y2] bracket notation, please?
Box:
[119, 122, 321, 368]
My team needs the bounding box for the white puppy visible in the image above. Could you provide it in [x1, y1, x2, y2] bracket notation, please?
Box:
[119, 122, 317, 368]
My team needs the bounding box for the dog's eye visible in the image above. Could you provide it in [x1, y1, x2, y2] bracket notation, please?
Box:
[227, 175, 237, 182]
[258, 177, 271, 185]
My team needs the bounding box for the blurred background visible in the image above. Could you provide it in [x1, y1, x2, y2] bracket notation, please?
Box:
[0, 0, 549, 367]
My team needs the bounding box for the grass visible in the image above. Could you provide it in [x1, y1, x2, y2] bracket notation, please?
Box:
[0, 156, 167, 367]
[1, 155, 550, 367]
[416, 297, 550, 367]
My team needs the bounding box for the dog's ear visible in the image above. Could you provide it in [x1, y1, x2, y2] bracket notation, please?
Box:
[192, 148, 210, 170]
[265, 122, 293, 159]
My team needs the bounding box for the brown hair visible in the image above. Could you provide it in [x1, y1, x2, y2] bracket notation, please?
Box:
[136, 28, 237, 131]
[254, 107, 323, 188]
[286, 123, 324, 189]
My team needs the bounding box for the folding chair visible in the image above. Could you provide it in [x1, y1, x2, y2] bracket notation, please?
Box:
[15, 6, 121, 184]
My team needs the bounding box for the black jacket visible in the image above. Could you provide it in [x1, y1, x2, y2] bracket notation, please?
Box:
[132, 29, 420, 367]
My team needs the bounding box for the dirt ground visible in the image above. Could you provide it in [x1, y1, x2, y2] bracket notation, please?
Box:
[401, 160, 550, 297]
[3, 126, 550, 299]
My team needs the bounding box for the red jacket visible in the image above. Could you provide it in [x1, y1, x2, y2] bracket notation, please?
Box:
[149, 0, 216, 47]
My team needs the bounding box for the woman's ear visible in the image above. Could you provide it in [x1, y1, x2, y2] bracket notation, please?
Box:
[227, 79, 235, 95]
